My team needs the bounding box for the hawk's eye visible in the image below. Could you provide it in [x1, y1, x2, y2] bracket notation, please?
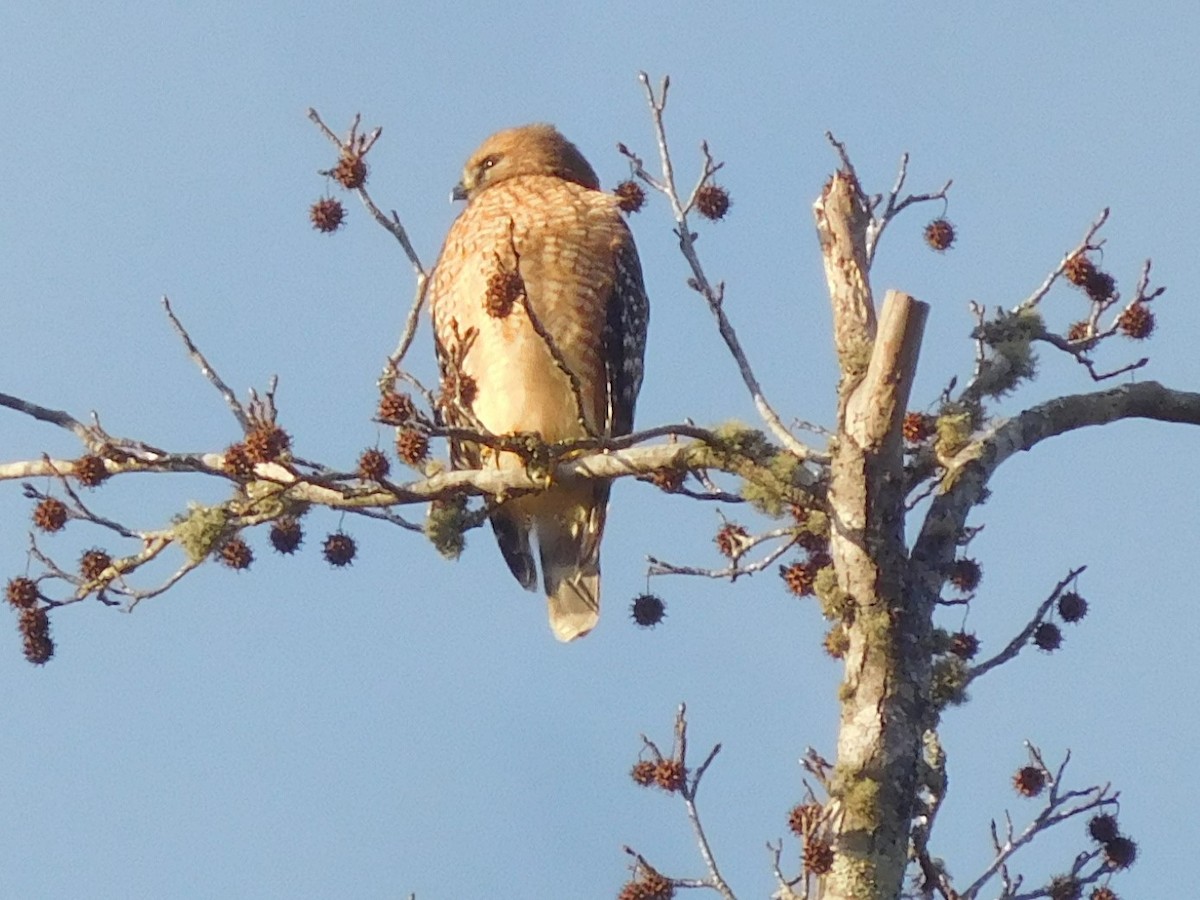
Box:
[480, 154, 501, 171]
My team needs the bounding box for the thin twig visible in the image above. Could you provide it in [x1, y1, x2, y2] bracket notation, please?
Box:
[630, 72, 826, 466]
[162, 296, 250, 432]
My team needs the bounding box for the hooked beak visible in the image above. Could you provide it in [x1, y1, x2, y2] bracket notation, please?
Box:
[451, 181, 469, 202]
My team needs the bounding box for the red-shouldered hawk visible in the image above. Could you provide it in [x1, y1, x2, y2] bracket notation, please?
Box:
[429, 124, 649, 641]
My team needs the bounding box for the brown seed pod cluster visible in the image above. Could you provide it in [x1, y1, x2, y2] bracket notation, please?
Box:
[332, 153, 368, 190]
[630, 593, 666, 628]
[1066, 320, 1093, 344]
[1088, 813, 1120, 844]
[618, 868, 674, 900]
[1089, 887, 1118, 900]
[309, 197, 345, 233]
[654, 758, 687, 793]
[714, 522, 749, 559]
[924, 218, 956, 252]
[1102, 835, 1137, 870]
[245, 425, 291, 464]
[1013, 764, 1047, 797]
[613, 179, 646, 214]
[74, 454, 109, 487]
[694, 183, 730, 221]
[648, 467, 685, 493]
[630, 760, 657, 787]
[1047, 875, 1082, 900]
[787, 802, 823, 837]
[377, 391, 416, 426]
[1057, 591, 1088, 623]
[947, 558, 982, 593]
[948, 631, 980, 660]
[269, 518, 304, 555]
[903, 411, 935, 444]
[19, 607, 53, 665]
[1033, 621, 1062, 652]
[781, 561, 819, 597]
[323, 531, 356, 567]
[357, 448, 391, 481]
[33, 497, 69, 532]
[1065, 253, 1121, 304]
[219, 538, 253, 570]
[5, 577, 39, 610]
[1064, 253, 1096, 287]
[79, 549, 112, 581]
[802, 838, 835, 875]
[222, 442, 257, 480]
[1117, 302, 1155, 339]
[484, 268, 524, 318]
[395, 428, 430, 466]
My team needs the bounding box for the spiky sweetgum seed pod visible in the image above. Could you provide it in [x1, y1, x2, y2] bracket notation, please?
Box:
[309, 197, 345, 233]
[218, 538, 253, 570]
[484, 268, 523, 318]
[654, 759, 686, 793]
[376, 391, 416, 426]
[1088, 812, 1120, 844]
[245, 425, 290, 464]
[630, 760, 657, 787]
[714, 523, 748, 558]
[787, 802, 823, 837]
[637, 869, 673, 899]
[323, 531, 356, 567]
[803, 838, 835, 876]
[395, 428, 430, 466]
[33, 497, 69, 532]
[903, 411, 935, 444]
[948, 631, 980, 660]
[269, 518, 303, 555]
[1090, 887, 1118, 900]
[648, 467, 684, 492]
[1117, 302, 1155, 339]
[1085, 270, 1118, 303]
[948, 558, 982, 593]
[924, 218, 956, 252]
[74, 454, 108, 487]
[1066, 320, 1093, 343]
[6, 577, 39, 610]
[332, 153, 368, 190]
[617, 882, 647, 900]
[694, 183, 730, 221]
[357, 448, 390, 481]
[20, 608, 53, 665]
[630, 592, 666, 628]
[781, 561, 817, 597]
[1013, 765, 1047, 797]
[1047, 875, 1082, 900]
[613, 179, 646, 214]
[1103, 835, 1137, 869]
[1058, 591, 1088, 623]
[823, 625, 850, 659]
[1064, 253, 1096, 286]
[79, 549, 112, 581]
[222, 443, 256, 480]
[1033, 621, 1062, 651]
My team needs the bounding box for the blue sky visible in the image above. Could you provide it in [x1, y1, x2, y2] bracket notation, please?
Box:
[1, 4, 1196, 898]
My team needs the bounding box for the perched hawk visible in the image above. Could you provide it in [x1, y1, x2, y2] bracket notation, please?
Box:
[429, 124, 649, 641]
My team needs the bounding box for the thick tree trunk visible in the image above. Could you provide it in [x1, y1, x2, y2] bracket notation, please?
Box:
[816, 172, 930, 900]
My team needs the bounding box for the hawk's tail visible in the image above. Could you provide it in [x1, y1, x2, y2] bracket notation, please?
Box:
[490, 483, 610, 641]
